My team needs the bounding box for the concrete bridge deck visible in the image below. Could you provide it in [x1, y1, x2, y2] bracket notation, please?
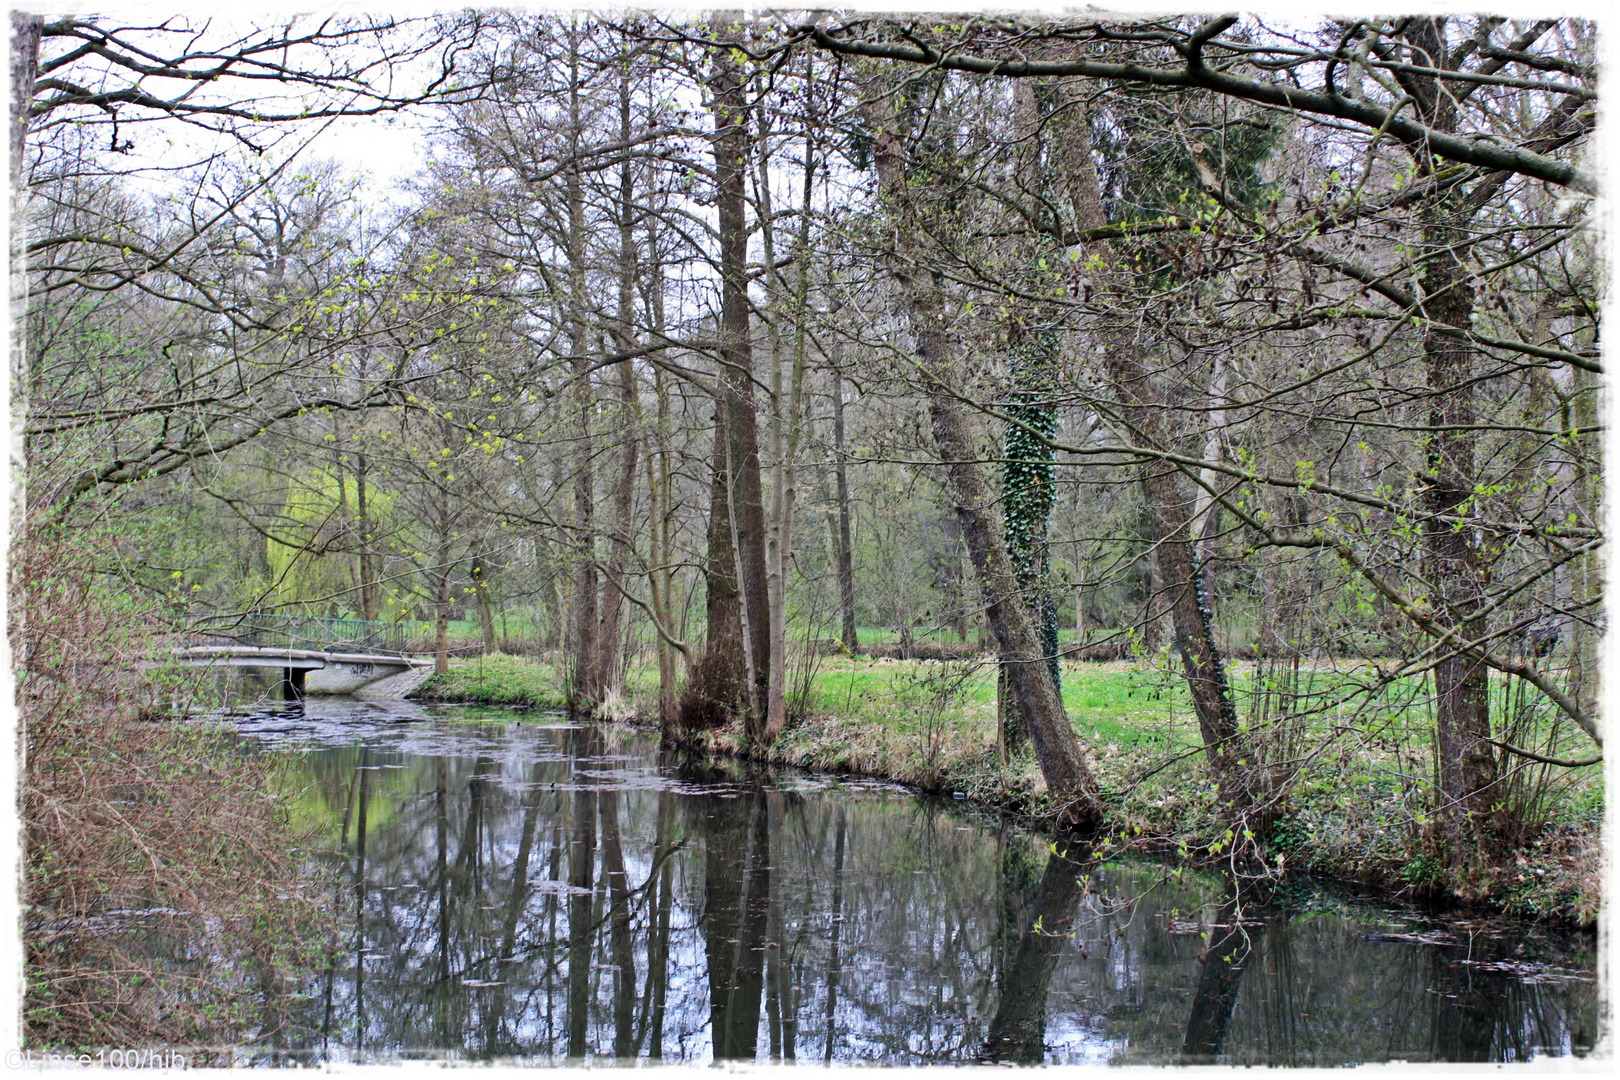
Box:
[174, 644, 433, 698]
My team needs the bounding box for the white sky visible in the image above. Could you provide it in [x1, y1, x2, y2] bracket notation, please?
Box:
[13, 2, 1614, 202]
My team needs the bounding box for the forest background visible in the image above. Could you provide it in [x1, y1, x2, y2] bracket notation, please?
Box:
[5, 1, 1614, 1049]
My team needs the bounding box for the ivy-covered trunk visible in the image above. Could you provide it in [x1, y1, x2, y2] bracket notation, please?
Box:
[1001, 328, 1062, 754]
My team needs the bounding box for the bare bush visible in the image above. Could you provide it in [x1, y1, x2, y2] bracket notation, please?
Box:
[18, 532, 333, 1055]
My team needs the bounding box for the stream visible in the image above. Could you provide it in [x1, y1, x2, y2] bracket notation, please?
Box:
[227, 697, 1598, 1066]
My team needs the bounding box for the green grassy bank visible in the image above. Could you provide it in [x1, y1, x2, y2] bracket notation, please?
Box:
[411, 652, 1602, 925]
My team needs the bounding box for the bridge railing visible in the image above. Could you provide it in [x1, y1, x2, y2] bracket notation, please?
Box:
[181, 612, 410, 656]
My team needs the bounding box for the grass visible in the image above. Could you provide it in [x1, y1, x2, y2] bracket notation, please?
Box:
[798, 656, 1190, 749]
[413, 653, 569, 709]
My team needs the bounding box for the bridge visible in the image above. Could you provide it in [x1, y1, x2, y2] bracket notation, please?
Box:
[174, 613, 433, 699]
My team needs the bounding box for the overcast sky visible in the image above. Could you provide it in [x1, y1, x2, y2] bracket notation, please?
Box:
[24, 2, 1612, 203]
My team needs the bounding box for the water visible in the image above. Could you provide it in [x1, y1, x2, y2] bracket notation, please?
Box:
[229, 698, 1598, 1066]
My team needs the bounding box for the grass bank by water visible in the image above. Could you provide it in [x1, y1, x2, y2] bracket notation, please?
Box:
[407, 652, 1602, 925]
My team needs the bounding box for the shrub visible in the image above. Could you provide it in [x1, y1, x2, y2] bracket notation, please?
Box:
[19, 531, 333, 1054]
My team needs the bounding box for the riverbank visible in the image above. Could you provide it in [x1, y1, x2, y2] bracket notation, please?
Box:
[410, 653, 1602, 926]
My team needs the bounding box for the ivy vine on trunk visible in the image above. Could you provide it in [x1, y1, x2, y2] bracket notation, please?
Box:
[1001, 325, 1062, 753]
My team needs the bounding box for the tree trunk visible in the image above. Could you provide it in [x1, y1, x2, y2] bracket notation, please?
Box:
[759, 96, 817, 741]
[564, 36, 598, 709]
[680, 18, 771, 741]
[11, 13, 41, 581]
[1181, 885, 1266, 1060]
[1053, 87, 1243, 801]
[354, 451, 378, 622]
[471, 549, 497, 653]
[1402, 17, 1498, 862]
[566, 729, 598, 1058]
[1001, 332, 1061, 756]
[981, 850, 1086, 1062]
[831, 365, 859, 653]
[866, 86, 1103, 829]
[645, 791, 675, 1056]
[1192, 355, 1228, 611]
[433, 549, 451, 675]
[1075, 584, 1085, 651]
[1000, 78, 1065, 758]
[594, 71, 642, 702]
[757, 106, 789, 742]
[702, 786, 770, 1060]
[600, 788, 636, 1059]
[332, 432, 359, 611]
[1139, 458, 1241, 780]
[639, 227, 684, 727]
[593, 371, 638, 700]
[9, 15, 40, 199]
[820, 806, 847, 1061]
[644, 364, 680, 726]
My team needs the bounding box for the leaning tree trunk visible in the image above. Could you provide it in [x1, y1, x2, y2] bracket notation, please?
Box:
[981, 849, 1086, 1062]
[866, 85, 1103, 829]
[1052, 87, 1244, 808]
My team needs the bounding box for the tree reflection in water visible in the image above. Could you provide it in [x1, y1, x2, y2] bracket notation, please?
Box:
[981, 845, 1087, 1062]
[1180, 882, 1267, 1061]
[280, 713, 1594, 1065]
[688, 758, 771, 1059]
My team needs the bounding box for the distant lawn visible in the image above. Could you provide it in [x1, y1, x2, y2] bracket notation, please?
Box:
[793, 656, 1191, 750]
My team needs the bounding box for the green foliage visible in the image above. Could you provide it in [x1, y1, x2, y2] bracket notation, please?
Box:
[1267, 815, 1311, 854]
[1400, 852, 1442, 886]
[266, 470, 394, 611]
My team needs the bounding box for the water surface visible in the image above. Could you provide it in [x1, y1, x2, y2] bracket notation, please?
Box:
[231, 699, 1598, 1066]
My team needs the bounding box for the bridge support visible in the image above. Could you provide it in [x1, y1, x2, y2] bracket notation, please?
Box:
[281, 666, 307, 701]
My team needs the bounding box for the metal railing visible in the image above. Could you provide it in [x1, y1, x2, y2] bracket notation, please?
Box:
[181, 612, 410, 656]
